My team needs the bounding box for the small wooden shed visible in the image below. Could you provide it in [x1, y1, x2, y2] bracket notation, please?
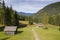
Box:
[37, 23, 44, 27]
[4, 26, 17, 35]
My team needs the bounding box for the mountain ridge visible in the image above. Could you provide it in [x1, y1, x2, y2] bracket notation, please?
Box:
[17, 12, 34, 16]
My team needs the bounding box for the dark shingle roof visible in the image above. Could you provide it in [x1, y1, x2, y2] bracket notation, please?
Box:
[4, 26, 17, 32]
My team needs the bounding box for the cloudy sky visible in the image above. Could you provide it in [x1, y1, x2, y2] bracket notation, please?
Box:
[4, 0, 60, 13]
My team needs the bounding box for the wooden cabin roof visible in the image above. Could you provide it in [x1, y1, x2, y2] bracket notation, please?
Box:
[4, 26, 17, 32]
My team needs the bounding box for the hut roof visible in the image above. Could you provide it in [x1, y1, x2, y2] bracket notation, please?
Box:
[37, 23, 44, 27]
[4, 26, 17, 32]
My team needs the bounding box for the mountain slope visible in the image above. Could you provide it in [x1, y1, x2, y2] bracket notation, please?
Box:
[34, 2, 60, 17]
[33, 2, 60, 24]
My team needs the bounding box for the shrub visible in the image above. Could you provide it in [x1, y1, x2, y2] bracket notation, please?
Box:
[43, 27, 48, 30]
[59, 28, 60, 31]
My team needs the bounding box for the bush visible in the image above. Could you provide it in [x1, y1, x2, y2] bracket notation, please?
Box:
[43, 27, 48, 30]
[59, 28, 60, 31]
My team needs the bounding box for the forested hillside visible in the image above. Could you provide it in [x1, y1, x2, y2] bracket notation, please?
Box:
[33, 2, 60, 26]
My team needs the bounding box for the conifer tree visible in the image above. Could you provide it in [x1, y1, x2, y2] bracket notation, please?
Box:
[29, 16, 33, 25]
[2, 0, 6, 24]
[56, 14, 60, 26]
[4, 6, 11, 26]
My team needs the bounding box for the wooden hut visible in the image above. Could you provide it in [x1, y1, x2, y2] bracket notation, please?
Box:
[4, 26, 17, 35]
[37, 23, 44, 27]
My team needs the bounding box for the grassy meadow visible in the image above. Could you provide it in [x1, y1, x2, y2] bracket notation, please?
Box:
[35, 24, 60, 40]
[0, 21, 60, 40]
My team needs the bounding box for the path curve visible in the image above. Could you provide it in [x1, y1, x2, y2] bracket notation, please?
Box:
[32, 28, 40, 40]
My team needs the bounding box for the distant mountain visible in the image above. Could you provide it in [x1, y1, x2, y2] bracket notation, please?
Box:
[17, 12, 34, 16]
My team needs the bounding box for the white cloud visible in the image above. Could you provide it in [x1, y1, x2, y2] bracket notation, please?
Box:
[12, 4, 42, 13]
[4, 0, 60, 13]
[4, 0, 12, 3]
[32, 0, 60, 1]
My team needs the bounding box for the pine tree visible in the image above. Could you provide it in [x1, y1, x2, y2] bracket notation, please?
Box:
[4, 6, 11, 26]
[2, 0, 5, 9]
[56, 14, 60, 26]
[29, 16, 33, 25]
[11, 11, 18, 26]
[14, 11, 19, 26]
[2, 0, 6, 24]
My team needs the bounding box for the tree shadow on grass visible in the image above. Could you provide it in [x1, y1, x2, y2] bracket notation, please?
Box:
[0, 37, 10, 40]
[17, 31, 23, 34]
[18, 23, 27, 28]
[16, 31, 23, 35]
[0, 26, 5, 32]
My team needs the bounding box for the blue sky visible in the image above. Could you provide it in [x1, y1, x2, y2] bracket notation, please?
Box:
[4, 0, 60, 13]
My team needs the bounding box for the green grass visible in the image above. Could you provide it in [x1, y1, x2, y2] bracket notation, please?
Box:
[35, 25, 60, 40]
[19, 21, 29, 24]
[0, 23, 34, 40]
[0, 27, 34, 40]
[7, 27, 34, 40]
[0, 21, 60, 40]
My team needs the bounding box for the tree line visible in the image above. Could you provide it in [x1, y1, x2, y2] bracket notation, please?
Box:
[18, 14, 33, 25]
[33, 13, 60, 26]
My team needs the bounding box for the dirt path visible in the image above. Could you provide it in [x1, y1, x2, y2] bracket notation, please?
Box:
[32, 28, 40, 40]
